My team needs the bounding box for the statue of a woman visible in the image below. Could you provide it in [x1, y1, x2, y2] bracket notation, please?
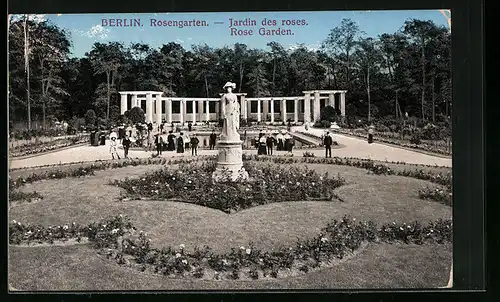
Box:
[220, 82, 240, 141]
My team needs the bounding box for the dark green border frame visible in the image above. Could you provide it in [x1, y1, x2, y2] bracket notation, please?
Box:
[5, 0, 487, 300]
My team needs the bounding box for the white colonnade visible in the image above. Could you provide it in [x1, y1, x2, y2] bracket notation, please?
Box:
[119, 90, 347, 124]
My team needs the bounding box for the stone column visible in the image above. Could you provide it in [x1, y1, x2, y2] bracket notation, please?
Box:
[328, 93, 335, 108]
[313, 91, 321, 122]
[131, 94, 138, 108]
[179, 99, 185, 124]
[340, 92, 346, 116]
[281, 99, 287, 122]
[241, 95, 247, 120]
[167, 99, 172, 123]
[146, 93, 153, 123]
[120, 93, 128, 115]
[198, 100, 204, 121]
[270, 99, 275, 123]
[304, 93, 311, 123]
[205, 100, 210, 122]
[155, 94, 162, 125]
[191, 100, 196, 123]
[215, 102, 220, 120]
[257, 99, 262, 122]
[247, 99, 252, 120]
[294, 98, 299, 123]
[263, 100, 268, 121]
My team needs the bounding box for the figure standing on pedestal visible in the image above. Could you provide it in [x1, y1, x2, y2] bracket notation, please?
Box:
[220, 82, 240, 141]
[212, 82, 249, 182]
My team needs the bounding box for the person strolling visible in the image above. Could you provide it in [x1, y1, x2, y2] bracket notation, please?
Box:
[257, 132, 267, 155]
[167, 130, 176, 151]
[209, 130, 217, 150]
[266, 133, 275, 155]
[190, 135, 200, 156]
[155, 133, 163, 156]
[323, 131, 333, 158]
[368, 125, 375, 144]
[122, 134, 131, 158]
[176, 133, 185, 153]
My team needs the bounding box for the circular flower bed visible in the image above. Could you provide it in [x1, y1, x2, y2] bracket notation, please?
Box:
[112, 161, 346, 213]
[9, 214, 452, 281]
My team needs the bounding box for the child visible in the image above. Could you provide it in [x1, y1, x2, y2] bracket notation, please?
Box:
[109, 132, 120, 159]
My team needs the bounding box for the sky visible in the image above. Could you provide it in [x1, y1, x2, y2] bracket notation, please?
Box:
[14, 10, 450, 58]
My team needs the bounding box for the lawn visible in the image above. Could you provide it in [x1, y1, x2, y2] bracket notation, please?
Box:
[8, 160, 452, 290]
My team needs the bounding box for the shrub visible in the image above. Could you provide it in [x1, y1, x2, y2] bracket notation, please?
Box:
[84, 110, 97, 128]
[9, 214, 452, 280]
[112, 161, 346, 213]
[126, 107, 145, 124]
[418, 187, 452, 206]
[302, 151, 316, 158]
[410, 134, 421, 145]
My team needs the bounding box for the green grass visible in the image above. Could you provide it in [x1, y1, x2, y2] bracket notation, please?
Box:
[8, 161, 452, 290]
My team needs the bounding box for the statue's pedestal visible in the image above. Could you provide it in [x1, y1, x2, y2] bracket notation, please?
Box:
[212, 140, 249, 182]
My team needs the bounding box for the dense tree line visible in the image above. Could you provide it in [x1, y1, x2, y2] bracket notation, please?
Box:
[8, 16, 451, 129]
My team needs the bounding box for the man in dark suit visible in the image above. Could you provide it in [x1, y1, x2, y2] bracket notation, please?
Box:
[323, 131, 333, 158]
[209, 130, 217, 150]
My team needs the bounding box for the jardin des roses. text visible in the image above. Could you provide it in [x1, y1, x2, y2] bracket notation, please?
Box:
[229, 18, 308, 36]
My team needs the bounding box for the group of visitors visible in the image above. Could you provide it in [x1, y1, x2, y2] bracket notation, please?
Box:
[108, 125, 219, 159]
[255, 130, 294, 155]
[153, 131, 203, 156]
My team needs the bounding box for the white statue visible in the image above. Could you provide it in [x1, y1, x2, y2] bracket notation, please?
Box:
[220, 82, 240, 141]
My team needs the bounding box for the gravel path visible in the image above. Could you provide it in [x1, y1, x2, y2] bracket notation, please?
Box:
[9, 128, 452, 169]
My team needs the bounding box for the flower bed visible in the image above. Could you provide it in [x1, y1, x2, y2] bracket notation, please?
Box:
[10, 135, 89, 158]
[9, 156, 213, 190]
[242, 155, 452, 190]
[112, 161, 346, 213]
[329, 129, 451, 156]
[9, 155, 452, 193]
[303, 151, 316, 157]
[9, 191, 43, 204]
[9, 214, 452, 280]
[418, 187, 452, 206]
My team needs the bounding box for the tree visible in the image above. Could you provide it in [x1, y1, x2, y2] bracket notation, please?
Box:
[233, 43, 249, 93]
[87, 42, 127, 122]
[126, 106, 145, 124]
[403, 19, 444, 120]
[29, 21, 71, 129]
[190, 44, 217, 98]
[353, 37, 383, 121]
[247, 53, 270, 97]
[267, 42, 289, 95]
[379, 33, 408, 118]
[323, 18, 365, 89]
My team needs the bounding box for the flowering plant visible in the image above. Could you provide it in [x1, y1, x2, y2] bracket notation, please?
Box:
[418, 186, 452, 206]
[9, 214, 452, 280]
[10, 135, 89, 158]
[113, 161, 346, 213]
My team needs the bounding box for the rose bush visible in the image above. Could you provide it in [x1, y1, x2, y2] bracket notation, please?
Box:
[10, 135, 89, 158]
[325, 128, 451, 156]
[9, 155, 452, 194]
[9, 190, 43, 204]
[112, 161, 346, 213]
[418, 187, 452, 206]
[9, 215, 452, 280]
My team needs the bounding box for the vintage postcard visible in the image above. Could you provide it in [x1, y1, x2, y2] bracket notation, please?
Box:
[8, 10, 452, 291]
